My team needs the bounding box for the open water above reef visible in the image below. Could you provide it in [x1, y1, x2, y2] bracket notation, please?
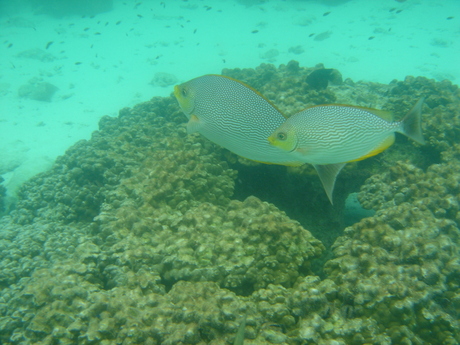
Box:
[1, 60, 460, 344]
[1, 0, 459, 200]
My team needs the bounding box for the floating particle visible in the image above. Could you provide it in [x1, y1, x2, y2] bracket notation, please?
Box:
[45, 41, 53, 49]
[368, 36, 375, 40]
[309, 33, 315, 37]
[75, 62, 82, 65]
[447, 16, 454, 20]
[251, 30, 259, 33]
[323, 11, 331, 16]
[396, 9, 403, 13]
[7, 43, 13, 48]
[137, 14, 143, 18]
[83, 27, 89, 31]
[116, 20, 122, 25]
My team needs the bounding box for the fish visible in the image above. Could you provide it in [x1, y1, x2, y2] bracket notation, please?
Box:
[305, 68, 341, 90]
[268, 99, 425, 203]
[174, 75, 304, 166]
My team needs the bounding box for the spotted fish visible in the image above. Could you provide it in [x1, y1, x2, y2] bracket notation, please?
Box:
[268, 99, 425, 203]
[174, 75, 303, 166]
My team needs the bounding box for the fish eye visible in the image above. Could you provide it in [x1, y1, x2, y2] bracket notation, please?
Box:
[276, 132, 287, 141]
[182, 88, 188, 97]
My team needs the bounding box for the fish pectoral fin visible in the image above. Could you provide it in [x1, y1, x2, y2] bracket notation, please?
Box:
[314, 163, 346, 204]
[295, 147, 309, 155]
[347, 134, 395, 163]
[186, 114, 202, 134]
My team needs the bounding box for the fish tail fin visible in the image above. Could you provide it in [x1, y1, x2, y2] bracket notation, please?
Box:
[400, 98, 425, 145]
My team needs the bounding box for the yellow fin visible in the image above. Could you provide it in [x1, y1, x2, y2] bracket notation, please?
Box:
[248, 158, 305, 167]
[347, 134, 395, 162]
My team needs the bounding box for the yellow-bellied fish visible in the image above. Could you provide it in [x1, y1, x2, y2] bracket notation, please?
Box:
[174, 75, 304, 166]
[268, 99, 425, 203]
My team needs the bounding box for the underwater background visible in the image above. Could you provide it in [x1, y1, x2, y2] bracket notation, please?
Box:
[1, 0, 460, 344]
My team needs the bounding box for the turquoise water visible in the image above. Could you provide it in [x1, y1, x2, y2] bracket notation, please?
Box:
[0, 1, 459, 344]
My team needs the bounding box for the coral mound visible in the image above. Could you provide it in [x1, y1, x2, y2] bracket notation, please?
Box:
[0, 61, 459, 344]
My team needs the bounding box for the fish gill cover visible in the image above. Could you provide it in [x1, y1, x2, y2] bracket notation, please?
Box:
[0, 61, 459, 344]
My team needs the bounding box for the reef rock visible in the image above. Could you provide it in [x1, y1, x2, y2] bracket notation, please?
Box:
[1, 61, 460, 344]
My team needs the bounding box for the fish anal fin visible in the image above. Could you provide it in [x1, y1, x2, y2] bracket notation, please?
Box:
[314, 163, 346, 204]
[347, 134, 395, 163]
[246, 158, 305, 167]
[187, 114, 201, 134]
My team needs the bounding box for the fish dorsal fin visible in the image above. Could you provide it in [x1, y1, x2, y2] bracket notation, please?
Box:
[361, 107, 393, 122]
[314, 163, 346, 204]
[210, 74, 289, 119]
[303, 104, 393, 122]
[187, 114, 202, 134]
[347, 134, 395, 163]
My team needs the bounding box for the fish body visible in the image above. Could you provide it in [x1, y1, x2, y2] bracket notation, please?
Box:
[174, 75, 303, 166]
[268, 99, 424, 202]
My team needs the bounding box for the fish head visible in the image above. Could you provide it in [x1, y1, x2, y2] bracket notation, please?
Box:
[174, 83, 196, 116]
[268, 124, 298, 153]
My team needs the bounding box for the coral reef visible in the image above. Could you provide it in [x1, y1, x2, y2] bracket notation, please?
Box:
[150, 72, 178, 87]
[1, 61, 459, 344]
[0, 177, 5, 216]
[16, 48, 56, 62]
[18, 77, 58, 102]
[324, 204, 460, 344]
[97, 196, 324, 296]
